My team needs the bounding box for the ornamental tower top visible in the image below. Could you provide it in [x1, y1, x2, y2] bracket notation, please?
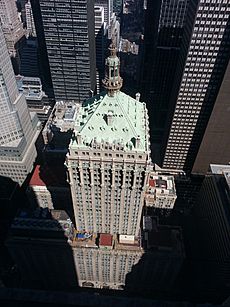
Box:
[102, 43, 123, 96]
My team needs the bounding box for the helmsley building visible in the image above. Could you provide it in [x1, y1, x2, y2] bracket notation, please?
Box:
[66, 43, 151, 237]
[7, 45, 181, 292]
[64, 44, 182, 290]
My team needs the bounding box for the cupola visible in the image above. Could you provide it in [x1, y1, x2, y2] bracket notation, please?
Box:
[102, 43, 123, 96]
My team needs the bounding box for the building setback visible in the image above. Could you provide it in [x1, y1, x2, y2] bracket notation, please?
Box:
[0, 24, 40, 185]
[38, 0, 96, 103]
[16, 75, 51, 123]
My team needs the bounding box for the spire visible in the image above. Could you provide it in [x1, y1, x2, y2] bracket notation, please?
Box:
[102, 43, 123, 96]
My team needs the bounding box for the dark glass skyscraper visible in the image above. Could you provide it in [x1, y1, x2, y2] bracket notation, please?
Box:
[140, 0, 189, 146]
[141, 0, 230, 173]
[38, 0, 96, 103]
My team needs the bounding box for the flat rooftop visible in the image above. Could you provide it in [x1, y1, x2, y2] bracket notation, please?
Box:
[146, 172, 176, 196]
[210, 164, 230, 189]
[142, 216, 184, 255]
[10, 208, 74, 240]
[99, 233, 113, 246]
[10, 210, 184, 256]
[29, 165, 68, 187]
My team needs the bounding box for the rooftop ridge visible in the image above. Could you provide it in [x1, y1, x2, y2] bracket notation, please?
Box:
[72, 91, 148, 152]
[78, 96, 103, 134]
[116, 92, 144, 149]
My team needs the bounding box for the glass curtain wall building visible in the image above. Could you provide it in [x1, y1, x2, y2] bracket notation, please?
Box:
[38, 0, 96, 103]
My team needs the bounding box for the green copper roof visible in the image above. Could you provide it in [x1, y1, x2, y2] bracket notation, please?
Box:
[71, 91, 149, 153]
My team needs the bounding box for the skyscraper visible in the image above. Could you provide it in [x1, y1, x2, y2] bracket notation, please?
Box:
[66, 44, 151, 236]
[16, 75, 51, 123]
[0, 24, 40, 185]
[113, 0, 123, 15]
[30, 0, 54, 98]
[0, 0, 25, 73]
[25, 0, 36, 37]
[108, 12, 120, 49]
[6, 45, 180, 291]
[140, 0, 189, 146]
[95, 0, 113, 25]
[94, 5, 106, 92]
[161, 0, 230, 172]
[38, 0, 96, 103]
[193, 164, 230, 291]
[192, 58, 230, 174]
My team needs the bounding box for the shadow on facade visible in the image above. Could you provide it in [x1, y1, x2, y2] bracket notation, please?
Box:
[183, 18, 230, 173]
[27, 164, 75, 226]
[30, 0, 54, 99]
[41, 164, 74, 223]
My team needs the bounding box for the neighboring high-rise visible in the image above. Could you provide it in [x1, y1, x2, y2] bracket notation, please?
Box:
[192, 58, 230, 174]
[94, 5, 106, 92]
[0, 24, 40, 185]
[38, 0, 96, 103]
[0, 0, 25, 73]
[16, 75, 51, 123]
[113, 0, 123, 15]
[108, 12, 120, 48]
[30, 0, 54, 98]
[19, 38, 39, 77]
[161, 0, 230, 172]
[25, 0, 36, 37]
[140, 0, 189, 146]
[66, 44, 151, 236]
[95, 0, 113, 25]
[193, 164, 230, 291]
[141, 1, 230, 173]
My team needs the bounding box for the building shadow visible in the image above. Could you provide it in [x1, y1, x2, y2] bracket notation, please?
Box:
[0, 175, 30, 288]
[5, 207, 79, 291]
[0, 174, 77, 291]
[124, 216, 185, 300]
[26, 164, 75, 226]
[0, 175, 29, 222]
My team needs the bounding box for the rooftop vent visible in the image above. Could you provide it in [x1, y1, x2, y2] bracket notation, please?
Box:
[106, 110, 113, 126]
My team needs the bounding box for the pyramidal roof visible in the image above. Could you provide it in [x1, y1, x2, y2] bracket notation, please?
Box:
[70, 43, 150, 153]
[71, 90, 149, 153]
